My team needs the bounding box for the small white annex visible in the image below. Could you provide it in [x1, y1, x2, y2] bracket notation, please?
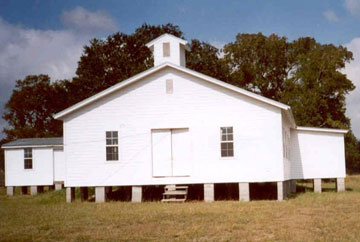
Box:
[3, 34, 347, 202]
[2, 138, 65, 195]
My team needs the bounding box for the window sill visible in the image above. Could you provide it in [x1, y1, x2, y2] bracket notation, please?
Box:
[104, 160, 120, 164]
[219, 156, 236, 160]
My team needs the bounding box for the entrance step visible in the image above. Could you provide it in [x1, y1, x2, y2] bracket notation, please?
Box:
[161, 185, 188, 203]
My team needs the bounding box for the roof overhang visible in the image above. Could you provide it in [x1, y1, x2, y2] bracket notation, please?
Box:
[1, 144, 63, 149]
[54, 62, 292, 120]
[145, 33, 191, 51]
[294, 126, 348, 134]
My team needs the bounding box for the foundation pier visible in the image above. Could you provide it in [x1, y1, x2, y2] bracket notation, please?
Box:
[66, 187, 75, 203]
[132, 186, 142, 203]
[204, 183, 214, 202]
[95, 187, 106, 203]
[7, 186, 15, 196]
[239, 182, 250, 202]
[314, 179, 322, 193]
[336, 178, 345, 192]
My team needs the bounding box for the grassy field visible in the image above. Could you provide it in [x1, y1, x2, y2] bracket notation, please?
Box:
[1, 176, 360, 241]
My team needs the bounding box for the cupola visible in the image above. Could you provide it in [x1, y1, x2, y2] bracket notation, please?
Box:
[146, 34, 190, 67]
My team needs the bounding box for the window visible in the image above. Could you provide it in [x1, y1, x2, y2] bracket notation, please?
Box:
[221, 127, 234, 157]
[163, 42, 170, 57]
[24, 148, 33, 169]
[106, 131, 118, 161]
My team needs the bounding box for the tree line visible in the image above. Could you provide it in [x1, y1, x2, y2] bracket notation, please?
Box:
[1, 23, 359, 172]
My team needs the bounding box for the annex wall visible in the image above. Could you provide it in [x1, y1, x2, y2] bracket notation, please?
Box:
[290, 129, 346, 179]
[5, 148, 54, 186]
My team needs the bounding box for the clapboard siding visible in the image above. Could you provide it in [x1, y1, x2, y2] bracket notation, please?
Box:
[54, 149, 65, 182]
[282, 110, 292, 180]
[290, 130, 346, 179]
[5, 148, 54, 186]
[63, 67, 284, 187]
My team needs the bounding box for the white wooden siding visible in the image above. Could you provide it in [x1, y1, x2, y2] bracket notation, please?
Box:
[5, 148, 54, 186]
[152, 35, 186, 67]
[54, 149, 65, 182]
[290, 129, 346, 179]
[63, 67, 284, 187]
[282, 110, 291, 180]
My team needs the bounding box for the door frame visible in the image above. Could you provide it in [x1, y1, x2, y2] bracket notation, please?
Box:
[151, 128, 190, 178]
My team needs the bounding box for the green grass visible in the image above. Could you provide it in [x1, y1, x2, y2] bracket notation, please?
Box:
[1, 176, 360, 241]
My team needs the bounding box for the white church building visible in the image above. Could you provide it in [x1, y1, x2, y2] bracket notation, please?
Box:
[2, 34, 347, 202]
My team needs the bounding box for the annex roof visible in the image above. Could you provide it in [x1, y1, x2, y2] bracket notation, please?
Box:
[2, 137, 63, 149]
[295, 126, 348, 134]
[54, 62, 294, 121]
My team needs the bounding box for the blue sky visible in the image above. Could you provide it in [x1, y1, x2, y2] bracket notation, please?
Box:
[0, 0, 359, 44]
[0, 0, 360, 138]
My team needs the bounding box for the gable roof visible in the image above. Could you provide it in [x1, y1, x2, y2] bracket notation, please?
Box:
[54, 62, 296, 127]
[2, 137, 63, 149]
[145, 33, 190, 51]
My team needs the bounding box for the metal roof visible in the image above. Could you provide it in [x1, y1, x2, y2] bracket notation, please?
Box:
[1, 137, 63, 148]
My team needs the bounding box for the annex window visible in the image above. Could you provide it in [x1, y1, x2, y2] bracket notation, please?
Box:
[163, 42, 170, 57]
[24, 148, 33, 169]
[106, 131, 118, 161]
[220, 127, 234, 157]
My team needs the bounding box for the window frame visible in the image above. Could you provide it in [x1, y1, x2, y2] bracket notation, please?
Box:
[106, 131, 119, 161]
[220, 127, 234, 158]
[24, 148, 33, 169]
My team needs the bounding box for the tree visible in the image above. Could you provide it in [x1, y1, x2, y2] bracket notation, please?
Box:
[186, 39, 229, 81]
[224, 33, 354, 129]
[2, 75, 66, 139]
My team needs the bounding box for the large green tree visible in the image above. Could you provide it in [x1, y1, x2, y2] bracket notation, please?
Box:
[2, 75, 68, 139]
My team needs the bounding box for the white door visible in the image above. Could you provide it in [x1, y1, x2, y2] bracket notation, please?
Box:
[172, 129, 190, 176]
[152, 130, 172, 177]
[152, 128, 190, 177]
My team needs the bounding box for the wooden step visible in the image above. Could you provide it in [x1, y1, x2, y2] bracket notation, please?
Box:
[163, 191, 187, 195]
[161, 198, 186, 203]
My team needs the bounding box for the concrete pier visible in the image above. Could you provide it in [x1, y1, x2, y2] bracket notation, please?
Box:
[204, 183, 214, 202]
[336, 178, 345, 192]
[239, 182, 250, 202]
[7, 186, 14, 196]
[132, 186, 142, 203]
[314, 179, 322, 193]
[30, 186, 38, 196]
[95, 187, 106, 203]
[277, 181, 285, 201]
[55, 183, 63, 190]
[66, 187, 75, 203]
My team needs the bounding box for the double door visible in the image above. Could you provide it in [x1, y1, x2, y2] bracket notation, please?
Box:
[152, 128, 190, 177]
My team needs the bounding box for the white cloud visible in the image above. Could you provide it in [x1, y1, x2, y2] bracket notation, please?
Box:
[344, 37, 360, 138]
[61, 6, 117, 34]
[0, 6, 117, 139]
[345, 0, 360, 15]
[323, 10, 340, 22]
[0, 18, 86, 84]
